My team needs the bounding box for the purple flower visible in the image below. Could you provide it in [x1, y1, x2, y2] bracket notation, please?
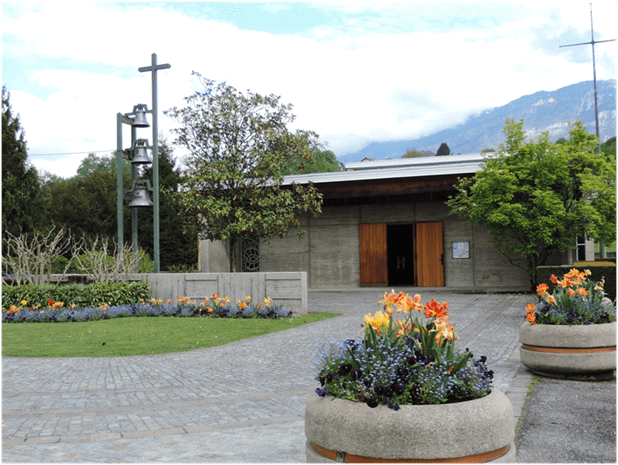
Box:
[350, 368, 363, 380]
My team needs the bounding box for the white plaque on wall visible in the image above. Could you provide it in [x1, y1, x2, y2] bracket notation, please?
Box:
[452, 241, 470, 259]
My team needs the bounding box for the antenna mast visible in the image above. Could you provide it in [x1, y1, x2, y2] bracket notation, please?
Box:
[559, 3, 615, 153]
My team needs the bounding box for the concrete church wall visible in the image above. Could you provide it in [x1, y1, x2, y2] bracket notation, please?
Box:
[260, 201, 532, 292]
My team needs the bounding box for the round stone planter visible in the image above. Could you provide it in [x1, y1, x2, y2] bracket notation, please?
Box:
[519, 321, 616, 380]
[305, 389, 515, 463]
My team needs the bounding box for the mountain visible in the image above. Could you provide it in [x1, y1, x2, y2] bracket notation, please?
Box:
[339, 80, 616, 163]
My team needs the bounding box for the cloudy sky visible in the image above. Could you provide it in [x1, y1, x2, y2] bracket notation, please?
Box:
[2, 1, 616, 178]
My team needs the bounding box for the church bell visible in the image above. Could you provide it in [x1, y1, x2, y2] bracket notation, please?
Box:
[131, 105, 150, 128]
[131, 140, 152, 164]
[129, 186, 153, 208]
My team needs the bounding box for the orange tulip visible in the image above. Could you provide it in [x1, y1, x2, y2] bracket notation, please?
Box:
[526, 303, 536, 313]
[424, 299, 449, 320]
[536, 283, 549, 296]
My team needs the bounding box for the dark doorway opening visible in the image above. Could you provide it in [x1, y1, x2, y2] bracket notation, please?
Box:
[387, 224, 415, 286]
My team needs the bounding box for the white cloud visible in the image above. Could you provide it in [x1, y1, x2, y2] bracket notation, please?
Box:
[3, 1, 615, 178]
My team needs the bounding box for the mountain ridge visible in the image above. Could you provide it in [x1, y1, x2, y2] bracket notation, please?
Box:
[338, 80, 616, 163]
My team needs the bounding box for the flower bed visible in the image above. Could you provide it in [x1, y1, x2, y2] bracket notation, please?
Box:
[2, 294, 291, 323]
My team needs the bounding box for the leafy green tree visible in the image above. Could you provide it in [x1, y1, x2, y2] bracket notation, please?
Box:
[2, 86, 46, 238]
[138, 137, 198, 271]
[282, 148, 342, 174]
[447, 118, 616, 289]
[480, 148, 496, 154]
[402, 148, 425, 158]
[164, 73, 323, 271]
[437, 142, 451, 156]
[74, 152, 131, 180]
[601, 136, 616, 160]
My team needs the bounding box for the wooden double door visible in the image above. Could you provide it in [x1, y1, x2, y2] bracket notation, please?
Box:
[359, 222, 444, 287]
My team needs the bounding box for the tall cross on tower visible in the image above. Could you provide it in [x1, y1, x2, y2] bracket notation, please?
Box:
[560, 3, 615, 153]
[139, 53, 171, 273]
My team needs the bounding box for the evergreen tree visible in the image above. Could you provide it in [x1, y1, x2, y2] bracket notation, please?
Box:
[437, 142, 451, 156]
[2, 86, 46, 238]
[45, 169, 123, 240]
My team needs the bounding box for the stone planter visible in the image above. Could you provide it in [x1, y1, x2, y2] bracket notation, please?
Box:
[305, 389, 515, 463]
[519, 321, 616, 380]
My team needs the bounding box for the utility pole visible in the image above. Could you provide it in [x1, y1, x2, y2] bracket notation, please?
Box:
[560, 3, 615, 154]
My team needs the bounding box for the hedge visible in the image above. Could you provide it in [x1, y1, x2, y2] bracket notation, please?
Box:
[537, 263, 616, 301]
[2, 282, 152, 309]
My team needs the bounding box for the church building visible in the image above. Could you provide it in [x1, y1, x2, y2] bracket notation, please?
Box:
[199, 154, 591, 292]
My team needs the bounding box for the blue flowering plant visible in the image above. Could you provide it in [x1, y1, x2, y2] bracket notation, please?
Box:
[313, 291, 493, 409]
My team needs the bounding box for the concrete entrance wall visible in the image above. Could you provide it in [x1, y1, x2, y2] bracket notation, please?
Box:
[258, 201, 533, 292]
[198, 202, 577, 292]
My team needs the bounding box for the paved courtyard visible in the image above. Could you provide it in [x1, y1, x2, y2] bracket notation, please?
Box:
[3, 290, 532, 462]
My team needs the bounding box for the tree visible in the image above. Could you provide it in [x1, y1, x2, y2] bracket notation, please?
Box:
[480, 148, 496, 154]
[282, 148, 342, 175]
[447, 118, 616, 290]
[402, 148, 430, 158]
[74, 152, 132, 180]
[437, 142, 451, 156]
[45, 168, 129, 241]
[2, 86, 46, 238]
[601, 136, 616, 161]
[164, 73, 323, 271]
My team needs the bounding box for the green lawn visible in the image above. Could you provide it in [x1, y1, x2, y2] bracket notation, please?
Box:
[2, 312, 340, 358]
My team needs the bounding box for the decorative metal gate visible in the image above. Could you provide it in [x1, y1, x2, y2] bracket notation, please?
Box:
[241, 235, 260, 272]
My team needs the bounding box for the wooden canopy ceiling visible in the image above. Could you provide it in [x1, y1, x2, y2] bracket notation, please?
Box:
[313, 173, 472, 199]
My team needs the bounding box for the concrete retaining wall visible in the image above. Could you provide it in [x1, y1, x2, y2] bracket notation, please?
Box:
[131, 272, 308, 315]
[40, 272, 308, 315]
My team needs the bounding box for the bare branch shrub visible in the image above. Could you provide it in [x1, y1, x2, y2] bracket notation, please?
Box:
[2, 227, 84, 286]
[73, 236, 144, 284]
